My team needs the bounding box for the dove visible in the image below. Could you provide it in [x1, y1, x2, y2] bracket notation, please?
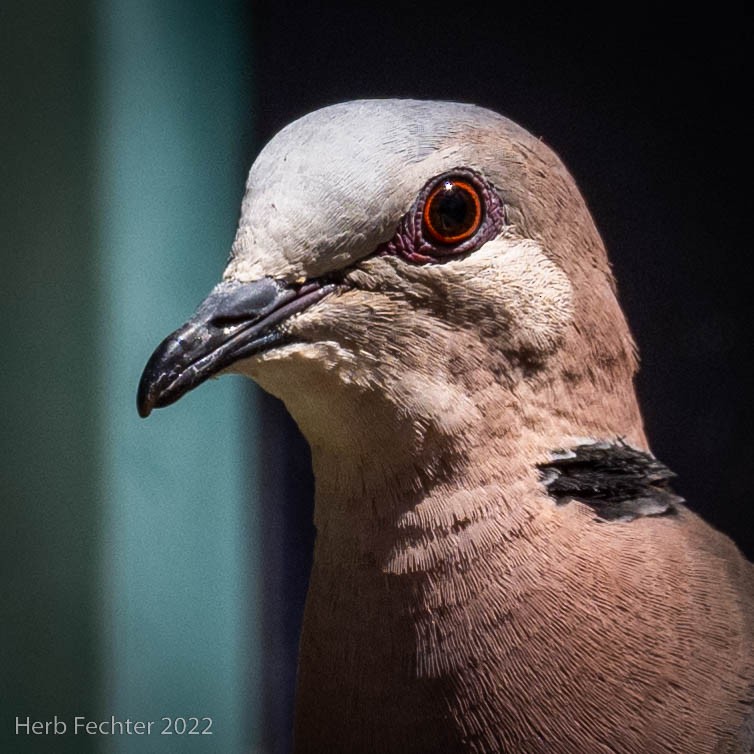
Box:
[138, 99, 754, 753]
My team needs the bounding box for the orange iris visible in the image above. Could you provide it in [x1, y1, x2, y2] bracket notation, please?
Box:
[422, 178, 482, 244]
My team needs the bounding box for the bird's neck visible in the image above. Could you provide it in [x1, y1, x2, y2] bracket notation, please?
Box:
[291, 364, 647, 751]
[303, 362, 646, 565]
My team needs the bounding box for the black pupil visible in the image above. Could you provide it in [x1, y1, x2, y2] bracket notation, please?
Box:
[429, 182, 476, 239]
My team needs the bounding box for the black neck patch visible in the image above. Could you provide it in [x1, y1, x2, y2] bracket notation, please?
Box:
[538, 440, 683, 522]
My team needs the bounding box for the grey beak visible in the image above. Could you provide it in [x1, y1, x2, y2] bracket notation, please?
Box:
[137, 277, 336, 418]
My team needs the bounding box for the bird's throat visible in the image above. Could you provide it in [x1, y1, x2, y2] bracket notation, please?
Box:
[270, 355, 648, 752]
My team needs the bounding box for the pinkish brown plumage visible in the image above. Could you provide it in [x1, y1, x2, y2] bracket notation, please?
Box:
[139, 100, 754, 753]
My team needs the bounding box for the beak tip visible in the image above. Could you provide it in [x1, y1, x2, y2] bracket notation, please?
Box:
[136, 371, 157, 418]
[137, 401, 153, 419]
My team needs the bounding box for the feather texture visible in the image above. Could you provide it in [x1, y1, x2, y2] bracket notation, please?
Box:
[139, 99, 754, 753]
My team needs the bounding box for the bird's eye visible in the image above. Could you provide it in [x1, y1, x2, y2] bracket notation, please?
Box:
[375, 167, 503, 264]
[423, 178, 482, 245]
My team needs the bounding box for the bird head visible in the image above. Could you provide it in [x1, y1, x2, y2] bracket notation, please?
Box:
[138, 100, 642, 474]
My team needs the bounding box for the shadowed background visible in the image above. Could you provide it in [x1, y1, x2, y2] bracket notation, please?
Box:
[1, 2, 750, 753]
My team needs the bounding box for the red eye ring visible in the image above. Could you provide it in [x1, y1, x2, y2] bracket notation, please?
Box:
[422, 178, 483, 245]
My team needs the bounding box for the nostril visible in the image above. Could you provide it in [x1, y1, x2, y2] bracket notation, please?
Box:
[198, 277, 294, 327]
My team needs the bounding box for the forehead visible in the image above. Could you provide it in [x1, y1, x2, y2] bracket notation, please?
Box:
[227, 99, 522, 281]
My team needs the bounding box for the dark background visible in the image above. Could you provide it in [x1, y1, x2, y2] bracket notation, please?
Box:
[2, 4, 749, 752]
[249, 6, 751, 746]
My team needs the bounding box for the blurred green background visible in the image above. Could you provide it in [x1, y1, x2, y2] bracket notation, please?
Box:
[2, 1, 262, 751]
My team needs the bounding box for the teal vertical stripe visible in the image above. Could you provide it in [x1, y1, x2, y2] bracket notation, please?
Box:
[97, 2, 259, 752]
